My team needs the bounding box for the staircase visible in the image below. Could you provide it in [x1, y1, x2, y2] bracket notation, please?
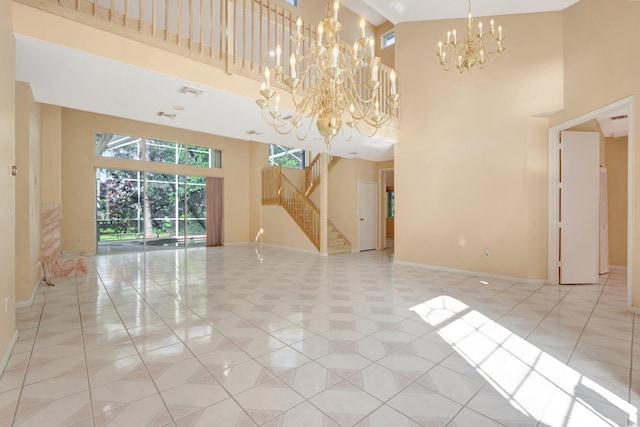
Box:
[262, 160, 351, 255]
[328, 222, 350, 255]
[304, 154, 341, 197]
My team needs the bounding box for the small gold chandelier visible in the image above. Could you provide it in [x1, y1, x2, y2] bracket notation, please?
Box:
[436, 0, 505, 72]
[256, 0, 399, 148]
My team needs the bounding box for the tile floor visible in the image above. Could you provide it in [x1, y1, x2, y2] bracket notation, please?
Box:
[0, 245, 638, 426]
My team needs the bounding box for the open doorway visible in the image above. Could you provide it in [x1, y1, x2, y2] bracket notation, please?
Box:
[548, 97, 634, 308]
[379, 168, 394, 249]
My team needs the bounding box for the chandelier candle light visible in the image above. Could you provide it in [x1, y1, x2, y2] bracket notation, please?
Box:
[256, 0, 399, 148]
[436, 0, 505, 72]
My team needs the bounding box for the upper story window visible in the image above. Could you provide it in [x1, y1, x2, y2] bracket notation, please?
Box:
[268, 144, 306, 169]
[284, 0, 297, 6]
[95, 132, 222, 168]
[381, 29, 396, 49]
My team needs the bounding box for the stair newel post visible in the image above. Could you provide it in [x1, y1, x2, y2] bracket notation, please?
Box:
[277, 164, 282, 205]
[320, 153, 329, 255]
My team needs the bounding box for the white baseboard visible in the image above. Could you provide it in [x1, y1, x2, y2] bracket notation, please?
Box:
[0, 330, 19, 376]
[393, 260, 548, 285]
[254, 242, 320, 256]
[627, 305, 640, 315]
[610, 265, 628, 272]
[16, 278, 42, 309]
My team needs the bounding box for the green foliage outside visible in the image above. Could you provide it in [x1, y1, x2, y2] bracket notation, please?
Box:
[95, 134, 210, 243]
[268, 144, 305, 169]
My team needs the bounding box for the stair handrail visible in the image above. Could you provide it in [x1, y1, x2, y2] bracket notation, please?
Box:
[304, 154, 340, 196]
[262, 164, 320, 250]
[279, 174, 320, 250]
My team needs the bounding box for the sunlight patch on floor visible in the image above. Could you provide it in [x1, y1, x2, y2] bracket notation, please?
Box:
[411, 296, 637, 426]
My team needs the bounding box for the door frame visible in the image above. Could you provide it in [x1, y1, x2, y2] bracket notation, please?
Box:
[378, 168, 394, 249]
[547, 96, 635, 310]
[358, 180, 378, 251]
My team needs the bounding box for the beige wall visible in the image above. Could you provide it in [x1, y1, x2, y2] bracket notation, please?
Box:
[550, 0, 640, 304]
[395, 12, 563, 279]
[60, 109, 251, 254]
[377, 160, 393, 171]
[15, 82, 41, 303]
[274, 0, 375, 45]
[606, 136, 628, 267]
[0, 0, 16, 362]
[260, 205, 318, 252]
[328, 158, 378, 251]
[375, 21, 395, 68]
[249, 142, 266, 243]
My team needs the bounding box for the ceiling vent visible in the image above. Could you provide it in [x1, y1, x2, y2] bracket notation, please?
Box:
[610, 114, 628, 121]
[157, 111, 177, 119]
[178, 86, 205, 97]
[246, 130, 264, 135]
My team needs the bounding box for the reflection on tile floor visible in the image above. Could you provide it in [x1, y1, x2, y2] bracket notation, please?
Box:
[1, 245, 637, 426]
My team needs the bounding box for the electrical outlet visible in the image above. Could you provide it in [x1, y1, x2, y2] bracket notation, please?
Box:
[484, 248, 490, 257]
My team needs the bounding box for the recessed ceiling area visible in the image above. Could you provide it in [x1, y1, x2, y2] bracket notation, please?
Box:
[597, 108, 629, 138]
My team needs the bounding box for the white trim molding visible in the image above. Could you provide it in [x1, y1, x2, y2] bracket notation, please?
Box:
[15, 279, 42, 309]
[0, 330, 19, 376]
[394, 260, 548, 286]
[547, 96, 634, 310]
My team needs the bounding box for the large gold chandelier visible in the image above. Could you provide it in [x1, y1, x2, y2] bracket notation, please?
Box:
[436, 0, 505, 72]
[256, 0, 399, 148]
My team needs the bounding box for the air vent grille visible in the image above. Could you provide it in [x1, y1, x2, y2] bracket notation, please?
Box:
[178, 86, 205, 96]
[610, 114, 628, 121]
[246, 130, 264, 135]
[157, 112, 177, 119]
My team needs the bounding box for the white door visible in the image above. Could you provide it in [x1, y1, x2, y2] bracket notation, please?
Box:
[560, 131, 600, 284]
[599, 168, 609, 274]
[359, 181, 377, 251]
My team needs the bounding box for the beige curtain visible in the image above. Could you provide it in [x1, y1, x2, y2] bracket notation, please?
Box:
[206, 177, 224, 246]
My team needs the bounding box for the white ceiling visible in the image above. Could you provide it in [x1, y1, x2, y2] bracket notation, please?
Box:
[15, 34, 396, 161]
[351, 0, 582, 24]
[597, 108, 629, 138]
[14, 1, 584, 163]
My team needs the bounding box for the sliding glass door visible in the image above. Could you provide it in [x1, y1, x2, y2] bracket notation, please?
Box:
[184, 176, 207, 248]
[96, 169, 209, 253]
[145, 171, 183, 251]
[96, 169, 144, 253]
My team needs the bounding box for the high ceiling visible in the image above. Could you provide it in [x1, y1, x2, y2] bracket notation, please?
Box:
[15, 1, 584, 162]
[342, 0, 582, 25]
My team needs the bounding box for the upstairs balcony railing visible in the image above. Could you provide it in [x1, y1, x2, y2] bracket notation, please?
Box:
[21, 0, 397, 116]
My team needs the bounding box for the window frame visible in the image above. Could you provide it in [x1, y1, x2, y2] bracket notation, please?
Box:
[268, 144, 307, 170]
[95, 132, 222, 169]
[381, 29, 396, 49]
